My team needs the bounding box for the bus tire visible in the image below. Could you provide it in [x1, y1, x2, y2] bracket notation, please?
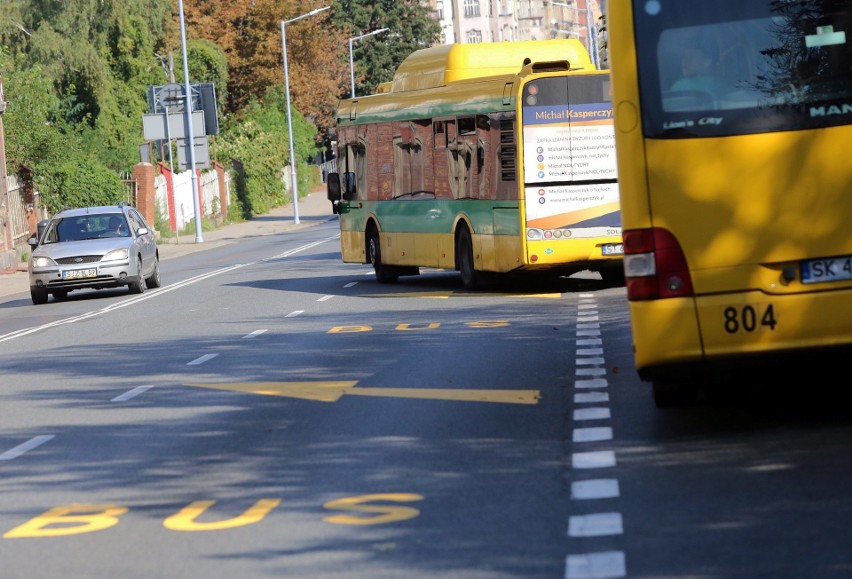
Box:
[368, 228, 398, 284]
[652, 379, 699, 408]
[457, 227, 482, 291]
[599, 265, 626, 286]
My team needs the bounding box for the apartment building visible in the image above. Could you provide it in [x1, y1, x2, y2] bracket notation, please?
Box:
[428, 0, 604, 67]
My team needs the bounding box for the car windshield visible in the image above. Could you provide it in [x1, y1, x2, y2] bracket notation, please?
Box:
[43, 213, 130, 243]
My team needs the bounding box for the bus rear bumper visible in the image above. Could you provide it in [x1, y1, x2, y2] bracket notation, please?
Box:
[632, 286, 852, 383]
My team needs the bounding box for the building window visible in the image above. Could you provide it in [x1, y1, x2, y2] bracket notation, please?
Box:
[464, 0, 481, 17]
[466, 29, 483, 43]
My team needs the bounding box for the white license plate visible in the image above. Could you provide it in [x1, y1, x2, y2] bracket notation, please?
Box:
[602, 243, 624, 256]
[801, 255, 852, 284]
[62, 268, 97, 280]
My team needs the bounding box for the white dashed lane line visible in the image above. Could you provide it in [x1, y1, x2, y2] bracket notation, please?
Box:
[0, 435, 55, 460]
[187, 353, 219, 366]
[112, 385, 154, 402]
[242, 329, 267, 339]
[566, 292, 626, 579]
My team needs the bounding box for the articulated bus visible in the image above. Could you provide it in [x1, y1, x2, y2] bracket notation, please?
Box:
[326, 39, 622, 290]
[609, 1, 852, 406]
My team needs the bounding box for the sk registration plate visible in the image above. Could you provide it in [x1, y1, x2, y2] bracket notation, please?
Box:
[801, 255, 852, 284]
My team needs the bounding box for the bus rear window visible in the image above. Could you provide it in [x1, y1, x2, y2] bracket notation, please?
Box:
[635, 1, 852, 138]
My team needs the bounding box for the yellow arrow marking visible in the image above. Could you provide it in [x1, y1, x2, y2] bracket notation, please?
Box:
[185, 381, 539, 405]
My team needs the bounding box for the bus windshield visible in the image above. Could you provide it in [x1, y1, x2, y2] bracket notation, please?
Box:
[636, 0, 852, 138]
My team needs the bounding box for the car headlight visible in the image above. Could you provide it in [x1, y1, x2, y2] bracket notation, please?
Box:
[102, 248, 129, 262]
[32, 255, 57, 268]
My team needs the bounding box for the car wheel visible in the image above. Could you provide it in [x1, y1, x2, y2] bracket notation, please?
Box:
[128, 256, 146, 294]
[146, 258, 162, 289]
[31, 287, 48, 305]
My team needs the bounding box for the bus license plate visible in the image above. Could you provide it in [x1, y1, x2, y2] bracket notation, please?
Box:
[62, 268, 97, 280]
[801, 255, 852, 284]
[602, 243, 624, 256]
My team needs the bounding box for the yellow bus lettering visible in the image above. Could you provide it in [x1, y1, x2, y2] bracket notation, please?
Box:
[163, 499, 281, 532]
[4, 504, 128, 538]
[322, 493, 423, 525]
[329, 325, 372, 333]
[395, 323, 440, 331]
[466, 320, 510, 328]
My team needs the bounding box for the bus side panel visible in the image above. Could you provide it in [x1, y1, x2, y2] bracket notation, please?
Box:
[340, 230, 366, 264]
[629, 299, 705, 372]
[492, 207, 524, 271]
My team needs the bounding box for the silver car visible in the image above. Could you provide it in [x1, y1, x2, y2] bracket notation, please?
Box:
[27, 202, 161, 304]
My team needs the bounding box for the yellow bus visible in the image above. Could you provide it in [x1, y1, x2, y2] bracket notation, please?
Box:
[326, 39, 622, 289]
[609, 1, 852, 406]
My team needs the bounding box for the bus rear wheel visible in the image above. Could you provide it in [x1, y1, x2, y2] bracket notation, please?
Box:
[457, 227, 482, 291]
[368, 228, 398, 284]
[652, 379, 700, 408]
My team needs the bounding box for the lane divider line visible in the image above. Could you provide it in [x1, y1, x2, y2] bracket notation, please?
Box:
[566, 292, 626, 579]
[0, 435, 55, 460]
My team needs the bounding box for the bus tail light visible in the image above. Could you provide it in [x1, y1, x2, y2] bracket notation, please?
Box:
[623, 228, 693, 300]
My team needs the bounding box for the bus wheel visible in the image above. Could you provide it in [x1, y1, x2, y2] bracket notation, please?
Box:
[599, 265, 626, 286]
[458, 227, 481, 290]
[652, 380, 699, 408]
[368, 228, 398, 284]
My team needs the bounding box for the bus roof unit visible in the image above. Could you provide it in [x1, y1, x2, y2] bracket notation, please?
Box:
[389, 39, 594, 93]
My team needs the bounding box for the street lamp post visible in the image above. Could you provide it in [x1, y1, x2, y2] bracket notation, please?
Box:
[280, 6, 329, 225]
[177, 0, 203, 242]
[348, 28, 389, 99]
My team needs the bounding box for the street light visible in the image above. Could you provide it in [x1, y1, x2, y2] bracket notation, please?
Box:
[349, 28, 389, 99]
[177, 0, 203, 242]
[280, 6, 329, 225]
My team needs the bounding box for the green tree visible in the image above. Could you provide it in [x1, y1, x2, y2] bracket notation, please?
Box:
[218, 86, 319, 219]
[330, 0, 441, 99]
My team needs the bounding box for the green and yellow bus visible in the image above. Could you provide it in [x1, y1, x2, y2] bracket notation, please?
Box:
[609, 1, 852, 406]
[326, 39, 622, 289]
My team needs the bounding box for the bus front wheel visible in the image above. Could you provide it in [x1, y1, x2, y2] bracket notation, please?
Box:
[457, 227, 482, 291]
[368, 228, 398, 284]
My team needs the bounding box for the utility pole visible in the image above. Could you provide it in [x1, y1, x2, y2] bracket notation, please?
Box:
[0, 76, 12, 268]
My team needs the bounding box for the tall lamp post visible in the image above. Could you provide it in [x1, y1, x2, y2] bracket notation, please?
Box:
[348, 28, 389, 99]
[178, 0, 203, 242]
[280, 6, 329, 225]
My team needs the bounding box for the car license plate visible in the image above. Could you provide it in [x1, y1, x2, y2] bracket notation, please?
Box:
[801, 255, 852, 284]
[62, 268, 97, 280]
[602, 243, 624, 256]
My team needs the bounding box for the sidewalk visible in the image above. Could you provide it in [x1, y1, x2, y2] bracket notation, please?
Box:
[0, 187, 335, 300]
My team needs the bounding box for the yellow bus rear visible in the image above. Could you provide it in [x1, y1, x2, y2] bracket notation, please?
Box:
[609, 1, 852, 405]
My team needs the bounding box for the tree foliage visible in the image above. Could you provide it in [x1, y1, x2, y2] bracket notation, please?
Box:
[181, 0, 350, 141]
[0, 0, 442, 213]
[330, 0, 441, 99]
